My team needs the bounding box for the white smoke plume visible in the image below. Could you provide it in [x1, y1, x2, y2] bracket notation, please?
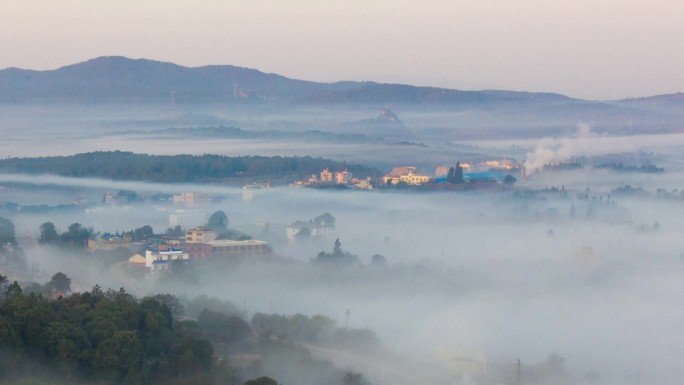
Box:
[524, 123, 598, 175]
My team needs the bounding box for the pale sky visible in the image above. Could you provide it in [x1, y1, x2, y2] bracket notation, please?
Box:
[1, 0, 683, 100]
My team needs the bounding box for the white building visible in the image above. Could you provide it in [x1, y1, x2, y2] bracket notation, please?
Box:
[286, 223, 335, 241]
[145, 248, 190, 272]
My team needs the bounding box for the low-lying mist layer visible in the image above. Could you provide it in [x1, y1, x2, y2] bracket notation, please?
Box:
[3, 104, 684, 384]
[2, 162, 684, 384]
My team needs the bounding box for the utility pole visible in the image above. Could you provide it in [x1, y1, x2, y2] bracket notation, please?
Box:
[517, 358, 521, 385]
[345, 309, 350, 329]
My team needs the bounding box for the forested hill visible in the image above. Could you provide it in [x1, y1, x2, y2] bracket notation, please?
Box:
[0, 151, 380, 184]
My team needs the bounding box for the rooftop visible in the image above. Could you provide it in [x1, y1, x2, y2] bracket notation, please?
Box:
[187, 226, 213, 232]
[207, 240, 269, 247]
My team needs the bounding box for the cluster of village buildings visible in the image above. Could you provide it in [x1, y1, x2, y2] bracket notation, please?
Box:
[91, 188, 339, 273]
[289, 169, 373, 189]
[86, 213, 340, 274]
[90, 217, 339, 274]
[93, 190, 275, 273]
[87, 159, 523, 273]
[85, 226, 273, 273]
[290, 159, 523, 189]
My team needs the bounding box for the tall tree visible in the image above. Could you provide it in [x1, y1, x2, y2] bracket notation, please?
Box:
[446, 167, 455, 183]
[39, 221, 59, 244]
[313, 238, 358, 265]
[61, 223, 91, 250]
[454, 162, 464, 183]
[333, 238, 342, 256]
[0, 216, 17, 245]
[48, 272, 72, 293]
[446, 163, 464, 184]
[0, 274, 8, 296]
[207, 210, 229, 236]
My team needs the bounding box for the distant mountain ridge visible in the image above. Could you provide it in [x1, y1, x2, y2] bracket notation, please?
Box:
[609, 92, 684, 115]
[1, 56, 681, 114]
[0, 56, 340, 103]
[0, 56, 580, 105]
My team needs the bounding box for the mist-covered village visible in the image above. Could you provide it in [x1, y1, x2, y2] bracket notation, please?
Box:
[1, 39, 684, 384]
[3, 118, 684, 385]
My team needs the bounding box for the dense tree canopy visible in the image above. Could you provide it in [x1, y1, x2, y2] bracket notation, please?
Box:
[130, 225, 154, 242]
[0, 151, 380, 183]
[198, 309, 251, 344]
[0, 284, 216, 384]
[38, 222, 92, 251]
[61, 223, 91, 250]
[0, 279, 377, 385]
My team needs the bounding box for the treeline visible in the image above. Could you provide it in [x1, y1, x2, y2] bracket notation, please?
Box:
[0, 151, 380, 183]
[543, 162, 584, 171]
[0, 281, 218, 385]
[596, 162, 664, 173]
[39, 222, 157, 247]
[39, 222, 91, 249]
[542, 161, 665, 174]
